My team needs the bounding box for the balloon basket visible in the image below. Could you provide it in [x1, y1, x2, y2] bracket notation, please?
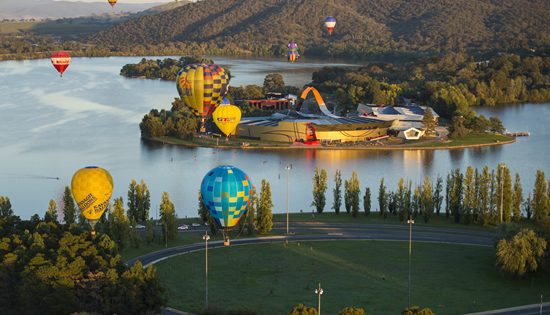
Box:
[90, 229, 96, 236]
[224, 238, 230, 247]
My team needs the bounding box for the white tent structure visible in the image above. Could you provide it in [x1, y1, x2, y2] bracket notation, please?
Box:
[398, 127, 424, 140]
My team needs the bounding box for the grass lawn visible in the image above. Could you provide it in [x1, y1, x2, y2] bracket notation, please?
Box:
[156, 240, 550, 315]
[409, 133, 514, 148]
[273, 212, 497, 231]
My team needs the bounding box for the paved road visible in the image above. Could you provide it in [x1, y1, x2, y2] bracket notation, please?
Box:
[128, 221, 495, 267]
[130, 222, 545, 315]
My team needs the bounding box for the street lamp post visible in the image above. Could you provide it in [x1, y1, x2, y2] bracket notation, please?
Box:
[315, 282, 324, 315]
[407, 215, 415, 308]
[202, 232, 210, 308]
[499, 164, 505, 223]
[285, 164, 292, 234]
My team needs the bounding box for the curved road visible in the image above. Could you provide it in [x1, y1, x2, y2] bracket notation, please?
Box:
[127, 221, 495, 267]
[128, 222, 549, 315]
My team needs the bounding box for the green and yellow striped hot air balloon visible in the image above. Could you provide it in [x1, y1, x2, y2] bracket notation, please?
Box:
[176, 64, 230, 119]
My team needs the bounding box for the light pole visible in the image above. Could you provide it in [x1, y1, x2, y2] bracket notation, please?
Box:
[202, 231, 210, 308]
[499, 164, 505, 223]
[285, 164, 292, 234]
[407, 215, 415, 308]
[315, 282, 324, 315]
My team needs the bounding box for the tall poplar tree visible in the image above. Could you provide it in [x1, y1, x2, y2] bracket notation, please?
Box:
[532, 170, 547, 222]
[463, 166, 476, 224]
[479, 166, 491, 225]
[378, 178, 388, 217]
[311, 167, 328, 214]
[421, 176, 434, 223]
[363, 187, 371, 216]
[45, 199, 58, 222]
[159, 192, 177, 242]
[512, 173, 523, 222]
[433, 176, 443, 217]
[396, 178, 407, 221]
[256, 179, 273, 234]
[107, 197, 130, 250]
[348, 172, 360, 217]
[62, 186, 76, 225]
[332, 170, 342, 215]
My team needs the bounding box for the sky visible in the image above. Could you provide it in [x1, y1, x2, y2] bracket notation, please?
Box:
[54, 0, 176, 3]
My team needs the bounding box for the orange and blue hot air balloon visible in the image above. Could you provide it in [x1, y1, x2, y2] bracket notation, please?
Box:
[201, 165, 252, 243]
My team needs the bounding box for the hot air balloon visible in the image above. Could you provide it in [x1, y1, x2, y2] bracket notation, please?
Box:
[107, 0, 117, 8]
[200, 165, 252, 245]
[287, 41, 299, 62]
[71, 166, 113, 235]
[213, 100, 242, 138]
[51, 51, 71, 77]
[324, 16, 336, 35]
[177, 64, 230, 131]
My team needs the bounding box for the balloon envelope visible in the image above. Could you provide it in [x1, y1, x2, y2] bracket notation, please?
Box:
[108, 0, 117, 7]
[177, 64, 230, 118]
[200, 165, 251, 229]
[324, 16, 336, 34]
[51, 51, 71, 76]
[71, 166, 113, 223]
[213, 104, 241, 137]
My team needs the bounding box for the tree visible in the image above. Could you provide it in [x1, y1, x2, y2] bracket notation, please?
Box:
[263, 73, 285, 93]
[42, 199, 57, 223]
[198, 191, 218, 235]
[288, 304, 318, 315]
[449, 115, 469, 138]
[256, 179, 273, 234]
[402, 306, 435, 315]
[463, 166, 476, 224]
[524, 193, 533, 220]
[489, 117, 505, 134]
[344, 179, 351, 214]
[422, 107, 436, 137]
[363, 187, 371, 216]
[339, 306, 367, 315]
[532, 170, 547, 222]
[347, 172, 361, 217]
[311, 167, 328, 214]
[479, 166, 492, 225]
[445, 173, 452, 218]
[420, 176, 433, 223]
[332, 170, 342, 215]
[433, 176, 443, 217]
[127, 179, 151, 223]
[107, 197, 130, 250]
[496, 164, 513, 222]
[449, 169, 463, 223]
[378, 178, 388, 218]
[496, 229, 547, 277]
[62, 186, 76, 225]
[159, 192, 177, 242]
[245, 186, 258, 235]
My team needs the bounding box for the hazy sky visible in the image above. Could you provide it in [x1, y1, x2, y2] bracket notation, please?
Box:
[54, 0, 175, 3]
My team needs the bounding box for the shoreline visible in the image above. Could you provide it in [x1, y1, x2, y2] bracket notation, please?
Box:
[145, 136, 516, 151]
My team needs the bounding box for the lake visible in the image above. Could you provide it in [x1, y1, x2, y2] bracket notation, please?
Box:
[0, 56, 548, 220]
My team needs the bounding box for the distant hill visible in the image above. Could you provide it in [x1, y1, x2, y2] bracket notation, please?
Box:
[0, 0, 164, 20]
[89, 0, 550, 56]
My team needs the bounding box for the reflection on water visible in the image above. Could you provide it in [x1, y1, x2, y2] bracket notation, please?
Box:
[0, 57, 549, 218]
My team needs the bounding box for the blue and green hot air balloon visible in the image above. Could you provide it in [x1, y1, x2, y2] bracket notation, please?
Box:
[200, 165, 252, 231]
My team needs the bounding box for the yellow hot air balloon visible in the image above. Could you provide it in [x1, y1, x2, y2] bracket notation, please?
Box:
[213, 103, 241, 137]
[71, 166, 113, 235]
[177, 64, 229, 119]
[107, 0, 117, 8]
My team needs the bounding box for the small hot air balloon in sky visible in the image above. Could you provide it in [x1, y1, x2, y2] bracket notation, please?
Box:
[213, 98, 242, 137]
[324, 16, 336, 35]
[287, 41, 300, 62]
[71, 166, 113, 235]
[51, 51, 71, 77]
[108, 0, 117, 8]
[177, 64, 230, 131]
[201, 165, 252, 245]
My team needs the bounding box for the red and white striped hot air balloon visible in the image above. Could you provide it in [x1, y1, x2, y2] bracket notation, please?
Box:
[50, 51, 71, 77]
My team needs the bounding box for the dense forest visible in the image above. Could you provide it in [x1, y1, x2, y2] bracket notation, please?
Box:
[90, 0, 550, 58]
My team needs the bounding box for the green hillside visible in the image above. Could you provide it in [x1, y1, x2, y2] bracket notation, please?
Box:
[89, 0, 550, 57]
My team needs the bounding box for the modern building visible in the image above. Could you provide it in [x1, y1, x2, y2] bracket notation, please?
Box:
[236, 112, 392, 143]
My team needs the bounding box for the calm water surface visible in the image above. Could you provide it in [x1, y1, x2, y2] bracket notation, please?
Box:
[0, 56, 548, 219]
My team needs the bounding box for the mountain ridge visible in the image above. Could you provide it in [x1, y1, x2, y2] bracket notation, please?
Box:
[89, 0, 550, 56]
